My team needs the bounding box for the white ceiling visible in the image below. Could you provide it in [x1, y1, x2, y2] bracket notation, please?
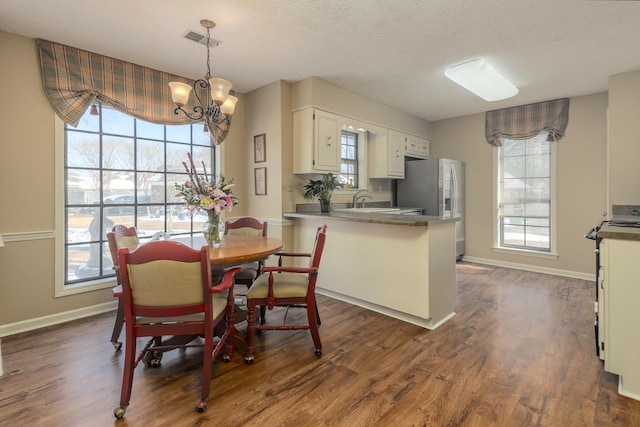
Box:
[1, 0, 639, 121]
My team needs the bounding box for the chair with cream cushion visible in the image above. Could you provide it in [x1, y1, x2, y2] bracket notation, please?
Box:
[113, 240, 239, 419]
[106, 225, 140, 351]
[244, 225, 327, 364]
[223, 217, 268, 287]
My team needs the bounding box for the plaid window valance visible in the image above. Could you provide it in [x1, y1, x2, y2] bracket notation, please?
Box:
[37, 39, 231, 145]
[485, 98, 569, 146]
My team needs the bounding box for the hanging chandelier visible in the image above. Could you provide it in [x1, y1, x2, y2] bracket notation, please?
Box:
[168, 19, 238, 132]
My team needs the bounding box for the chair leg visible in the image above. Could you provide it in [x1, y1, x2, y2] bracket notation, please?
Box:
[307, 300, 322, 357]
[111, 298, 125, 351]
[315, 303, 321, 326]
[114, 330, 136, 419]
[245, 303, 256, 364]
[197, 329, 214, 412]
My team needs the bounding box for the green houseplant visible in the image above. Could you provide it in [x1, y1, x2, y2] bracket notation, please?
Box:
[303, 173, 343, 213]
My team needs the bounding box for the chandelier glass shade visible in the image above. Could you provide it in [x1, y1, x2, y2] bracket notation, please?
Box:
[169, 20, 238, 128]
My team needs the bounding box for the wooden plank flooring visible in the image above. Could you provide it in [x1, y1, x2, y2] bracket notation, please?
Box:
[1, 262, 639, 426]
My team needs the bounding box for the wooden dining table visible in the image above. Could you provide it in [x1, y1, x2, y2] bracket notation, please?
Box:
[112, 234, 284, 357]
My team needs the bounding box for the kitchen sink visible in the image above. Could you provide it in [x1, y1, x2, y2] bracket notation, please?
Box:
[333, 207, 401, 213]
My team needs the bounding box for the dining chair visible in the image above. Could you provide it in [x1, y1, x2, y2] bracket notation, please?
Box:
[244, 225, 327, 363]
[106, 225, 140, 351]
[113, 240, 239, 419]
[223, 217, 268, 286]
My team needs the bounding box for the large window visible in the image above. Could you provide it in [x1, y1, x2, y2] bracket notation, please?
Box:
[63, 104, 216, 288]
[497, 133, 554, 253]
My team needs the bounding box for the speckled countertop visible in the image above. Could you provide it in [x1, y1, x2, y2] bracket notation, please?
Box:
[283, 211, 459, 227]
[598, 224, 640, 241]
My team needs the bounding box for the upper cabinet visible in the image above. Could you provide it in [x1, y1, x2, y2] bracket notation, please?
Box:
[293, 108, 341, 174]
[405, 135, 430, 159]
[369, 128, 405, 179]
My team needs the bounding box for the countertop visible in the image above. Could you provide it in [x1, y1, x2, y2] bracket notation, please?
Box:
[597, 224, 640, 241]
[283, 211, 459, 227]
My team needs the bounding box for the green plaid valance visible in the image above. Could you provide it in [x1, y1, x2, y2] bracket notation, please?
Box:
[37, 39, 231, 145]
[485, 98, 569, 146]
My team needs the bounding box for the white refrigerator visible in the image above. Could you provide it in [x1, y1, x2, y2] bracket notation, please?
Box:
[396, 158, 465, 260]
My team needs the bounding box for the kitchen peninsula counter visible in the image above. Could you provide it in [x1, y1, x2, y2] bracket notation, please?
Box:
[284, 210, 458, 227]
[283, 210, 458, 329]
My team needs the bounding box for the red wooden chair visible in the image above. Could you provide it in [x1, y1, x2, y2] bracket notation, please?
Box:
[106, 225, 140, 351]
[244, 225, 327, 364]
[223, 217, 268, 286]
[113, 240, 239, 419]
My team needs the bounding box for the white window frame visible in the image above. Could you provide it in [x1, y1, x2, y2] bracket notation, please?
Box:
[335, 124, 368, 194]
[492, 135, 558, 259]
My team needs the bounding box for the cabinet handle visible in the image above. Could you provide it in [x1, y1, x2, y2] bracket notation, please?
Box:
[327, 136, 332, 147]
[395, 149, 400, 157]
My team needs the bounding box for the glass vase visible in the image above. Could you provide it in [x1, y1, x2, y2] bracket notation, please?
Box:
[202, 211, 221, 247]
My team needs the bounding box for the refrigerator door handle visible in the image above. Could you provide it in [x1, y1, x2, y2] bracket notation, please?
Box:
[450, 165, 457, 217]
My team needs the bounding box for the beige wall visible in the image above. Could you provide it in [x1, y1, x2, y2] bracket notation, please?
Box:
[0, 31, 116, 326]
[608, 70, 640, 208]
[432, 92, 608, 275]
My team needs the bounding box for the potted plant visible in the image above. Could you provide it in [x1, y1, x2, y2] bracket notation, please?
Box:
[303, 173, 343, 213]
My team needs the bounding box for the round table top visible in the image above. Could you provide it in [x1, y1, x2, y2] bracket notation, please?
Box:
[209, 235, 284, 267]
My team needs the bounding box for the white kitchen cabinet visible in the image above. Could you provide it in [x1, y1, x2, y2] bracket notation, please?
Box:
[405, 135, 430, 159]
[600, 237, 640, 400]
[368, 128, 404, 178]
[293, 108, 341, 174]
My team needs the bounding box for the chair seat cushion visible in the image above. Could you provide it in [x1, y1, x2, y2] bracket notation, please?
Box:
[136, 290, 229, 324]
[246, 273, 308, 299]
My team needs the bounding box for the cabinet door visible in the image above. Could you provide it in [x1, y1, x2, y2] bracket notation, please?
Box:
[405, 136, 419, 156]
[418, 138, 430, 159]
[388, 131, 405, 177]
[314, 111, 340, 172]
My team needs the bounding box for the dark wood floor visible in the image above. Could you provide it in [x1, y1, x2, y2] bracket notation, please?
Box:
[1, 262, 639, 426]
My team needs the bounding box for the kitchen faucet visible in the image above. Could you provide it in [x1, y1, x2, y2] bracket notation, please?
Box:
[352, 190, 372, 208]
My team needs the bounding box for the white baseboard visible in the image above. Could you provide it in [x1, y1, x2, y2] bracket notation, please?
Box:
[461, 256, 595, 282]
[0, 300, 118, 338]
[317, 288, 452, 330]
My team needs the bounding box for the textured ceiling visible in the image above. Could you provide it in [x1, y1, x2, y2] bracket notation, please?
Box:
[1, 0, 639, 121]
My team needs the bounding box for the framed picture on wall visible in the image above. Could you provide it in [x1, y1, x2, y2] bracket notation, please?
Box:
[254, 167, 267, 195]
[254, 134, 266, 163]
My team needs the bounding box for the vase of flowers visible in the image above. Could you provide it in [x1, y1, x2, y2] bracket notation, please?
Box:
[175, 153, 238, 247]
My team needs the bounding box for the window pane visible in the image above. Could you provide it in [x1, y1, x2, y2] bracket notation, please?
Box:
[67, 132, 100, 168]
[502, 224, 525, 246]
[137, 139, 165, 172]
[192, 146, 213, 174]
[166, 124, 191, 143]
[167, 143, 191, 172]
[103, 136, 134, 170]
[502, 139, 525, 157]
[138, 172, 164, 203]
[526, 227, 549, 250]
[192, 126, 210, 146]
[526, 154, 549, 178]
[67, 168, 100, 205]
[502, 156, 524, 178]
[137, 119, 164, 140]
[102, 171, 134, 200]
[103, 108, 134, 136]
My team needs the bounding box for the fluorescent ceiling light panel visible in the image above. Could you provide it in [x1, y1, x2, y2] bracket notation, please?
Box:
[444, 58, 519, 101]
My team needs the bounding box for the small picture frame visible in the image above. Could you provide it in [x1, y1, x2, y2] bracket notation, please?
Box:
[254, 167, 267, 195]
[254, 134, 266, 163]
